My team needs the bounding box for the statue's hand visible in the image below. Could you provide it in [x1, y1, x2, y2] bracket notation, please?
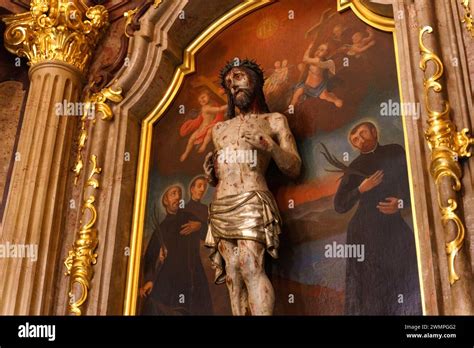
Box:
[242, 129, 275, 153]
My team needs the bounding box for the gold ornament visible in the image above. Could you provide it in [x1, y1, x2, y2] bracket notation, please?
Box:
[124, 8, 138, 38]
[461, 0, 474, 36]
[2, 0, 109, 73]
[65, 154, 102, 315]
[419, 26, 474, 285]
[73, 85, 123, 184]
[67, 84, 122, 315]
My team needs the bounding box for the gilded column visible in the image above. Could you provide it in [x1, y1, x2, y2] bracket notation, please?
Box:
[0, 1, 108, 314]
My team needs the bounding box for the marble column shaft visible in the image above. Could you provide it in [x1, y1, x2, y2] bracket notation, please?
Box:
[0, 61, 80, 314]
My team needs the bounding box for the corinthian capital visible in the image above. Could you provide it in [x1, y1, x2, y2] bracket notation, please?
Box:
[2, 0, 109, 74]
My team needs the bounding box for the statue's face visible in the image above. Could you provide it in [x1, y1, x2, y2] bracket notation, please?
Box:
[350, 125, 378, 153]
[224, 67, 254, 111]
[164, 187, 181, 214]
[190, 179, 207, 201]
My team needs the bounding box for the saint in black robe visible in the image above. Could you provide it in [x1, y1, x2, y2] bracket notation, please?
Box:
[183, 199, 213, 313]
[334, 143, 421, 315]
[141, 209, 212, 315]
[184, 199, 209, 241]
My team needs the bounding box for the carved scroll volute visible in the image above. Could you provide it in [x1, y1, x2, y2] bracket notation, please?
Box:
[419, 26, 474, 285]
[65, 84, 123, 315]
[65, 155, 101, 315]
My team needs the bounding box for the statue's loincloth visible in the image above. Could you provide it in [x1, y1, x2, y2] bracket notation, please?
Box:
[204, 190, 282, 284]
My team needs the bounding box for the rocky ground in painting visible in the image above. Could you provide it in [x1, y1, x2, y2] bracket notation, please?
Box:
[281, 194, 356, 244]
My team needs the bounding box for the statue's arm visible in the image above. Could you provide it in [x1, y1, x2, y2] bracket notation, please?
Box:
[270, 113, 302, 179]
[203, 126, 219, 186]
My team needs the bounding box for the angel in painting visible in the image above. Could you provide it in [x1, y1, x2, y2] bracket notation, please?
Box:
[289, 42, 343, 108]
[179, 89, 227, 162]
[264, 59, 289, 98]
[341, 27, 376, 58]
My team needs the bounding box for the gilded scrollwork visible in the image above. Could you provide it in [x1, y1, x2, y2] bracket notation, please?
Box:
[73, 85, 123, 184]
[461, 0, 474, 36]
[89, 85, 124, 121]
[124, 8, 139, 38]
[67, 84, 122, 314]
[2, 0, 109, 73]
[124, 0, 163, 38]
[419, 26, 474, 285]
[65, 155, 101, 315]
[67, 81, 123, 314]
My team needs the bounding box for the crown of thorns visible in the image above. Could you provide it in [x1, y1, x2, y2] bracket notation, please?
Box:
[219, 59, 265, 89]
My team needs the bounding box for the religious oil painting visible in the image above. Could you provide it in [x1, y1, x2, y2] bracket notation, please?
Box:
[135, 0, 422, 315]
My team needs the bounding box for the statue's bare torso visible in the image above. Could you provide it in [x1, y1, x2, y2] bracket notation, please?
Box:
[212, 112, 299, 199]
[214, 113, 270, 198]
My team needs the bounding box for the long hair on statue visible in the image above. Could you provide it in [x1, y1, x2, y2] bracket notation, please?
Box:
[219, 59, 270, 118]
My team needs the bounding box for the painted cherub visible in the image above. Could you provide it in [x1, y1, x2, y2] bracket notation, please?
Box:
[179, 90, 227, 162]
[345, 27, 375, 57]
[264, 59, 289, 97]
[290, 42, 343, 108]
